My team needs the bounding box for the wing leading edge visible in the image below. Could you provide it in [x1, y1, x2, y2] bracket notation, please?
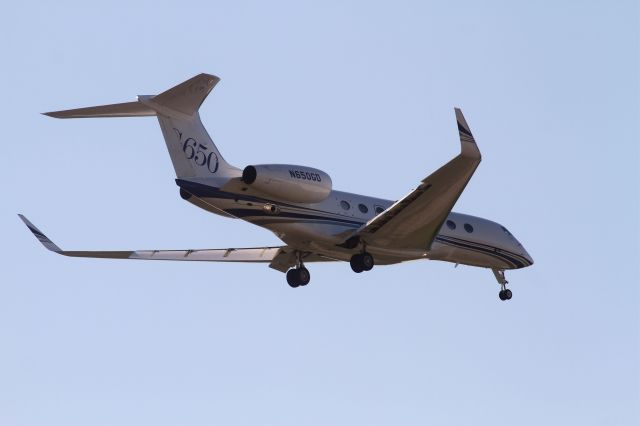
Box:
[18, 214, 332, 268]
[352, 108, 481, 250]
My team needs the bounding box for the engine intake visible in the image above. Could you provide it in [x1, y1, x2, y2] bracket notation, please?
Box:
[242, 165, 257, 184]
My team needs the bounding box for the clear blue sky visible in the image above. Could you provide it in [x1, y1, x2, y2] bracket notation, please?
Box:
[1, 1, 638, 425]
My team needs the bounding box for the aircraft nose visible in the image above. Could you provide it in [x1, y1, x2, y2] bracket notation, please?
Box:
[521, 248, 534, 267]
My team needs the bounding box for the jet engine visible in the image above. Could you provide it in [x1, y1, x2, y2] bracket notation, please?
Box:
[241, 164, 332, 204]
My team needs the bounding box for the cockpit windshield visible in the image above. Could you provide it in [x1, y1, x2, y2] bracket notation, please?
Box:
[501, 225, 522, 246]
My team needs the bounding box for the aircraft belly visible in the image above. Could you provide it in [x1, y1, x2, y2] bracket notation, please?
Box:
[189, 195, 360, 245]
[186, 196, 237, 218]
[261, 222, 353, 245]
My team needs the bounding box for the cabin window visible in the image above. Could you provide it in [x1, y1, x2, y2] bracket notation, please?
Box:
[340, 200, 351, 210]
[464, 223, 474, 233]
[375, 206, 385, 215]
[358, 204, 369, 214]
[446, 220, 456, 230]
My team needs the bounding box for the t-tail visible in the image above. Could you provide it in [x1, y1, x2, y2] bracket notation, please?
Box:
[44, 73, 240, 179]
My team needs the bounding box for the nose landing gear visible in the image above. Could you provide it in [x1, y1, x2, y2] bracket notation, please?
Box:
[492, 268, 512, 301]
[499, 288, 512, 301]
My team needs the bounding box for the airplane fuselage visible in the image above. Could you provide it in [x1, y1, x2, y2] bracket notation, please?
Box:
[177, 178, 533, 271]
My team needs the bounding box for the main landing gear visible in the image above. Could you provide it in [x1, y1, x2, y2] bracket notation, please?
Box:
[492, 268, 512, 301]
[286, 266, 310, 288]
[350, 252, 374, 273]
[286, 251, 310, 288]
[286, 249, 375, 287]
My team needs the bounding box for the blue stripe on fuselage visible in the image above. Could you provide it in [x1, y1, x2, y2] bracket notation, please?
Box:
[176, 179, 364, 226]
[225, 208, 363, 227]
[435, 235, 529, 268]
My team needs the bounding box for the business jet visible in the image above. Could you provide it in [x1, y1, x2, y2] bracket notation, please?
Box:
[20, 73, 533, 301]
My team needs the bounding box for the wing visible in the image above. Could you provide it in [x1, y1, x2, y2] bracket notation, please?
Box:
[351, 108, 481, 250]
[18, 214, 332, 268]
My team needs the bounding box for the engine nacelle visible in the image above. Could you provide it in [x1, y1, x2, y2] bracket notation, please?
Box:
[241, 164, 332, 204]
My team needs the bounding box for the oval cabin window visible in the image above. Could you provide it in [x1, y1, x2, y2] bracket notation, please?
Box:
[446, 220, 456, 230]
[340, 200, 351, 210]
[464, 223, 474, 233]
[358, 204, 369, 214]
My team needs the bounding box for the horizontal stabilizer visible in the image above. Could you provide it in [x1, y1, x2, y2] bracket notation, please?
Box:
[44, 101, 156, 119]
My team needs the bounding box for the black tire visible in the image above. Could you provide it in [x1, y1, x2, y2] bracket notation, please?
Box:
[498, 290, 506, 301]
[504, 289, 512, 300]
[297, 267, 311, 286]
[350, 254, 364, 273]
[361, 252, 374, 271]
[286, 269, 300, 288]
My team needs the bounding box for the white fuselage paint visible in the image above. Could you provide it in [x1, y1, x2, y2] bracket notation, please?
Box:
[181, 178, 534, 270]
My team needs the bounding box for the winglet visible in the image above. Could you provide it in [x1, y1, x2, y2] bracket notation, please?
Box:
[455, 108, 481, 160]
[18, 214, 62, 252]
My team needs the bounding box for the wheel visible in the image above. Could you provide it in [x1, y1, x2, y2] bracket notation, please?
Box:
[504, 289, 512, 300]
[498, 290, 506, 301]
[361, 252, 374, 271]
[297, 267, 311, 286]
[350, 254, 364, 273]
[286, 269, 300, 288]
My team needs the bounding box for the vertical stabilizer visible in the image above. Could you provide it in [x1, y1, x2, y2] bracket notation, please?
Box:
[44, 73, 240, 179]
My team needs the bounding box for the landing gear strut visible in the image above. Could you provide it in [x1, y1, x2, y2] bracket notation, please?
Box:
[286, 251, 311, 288]
[492, 268, 512, 301]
